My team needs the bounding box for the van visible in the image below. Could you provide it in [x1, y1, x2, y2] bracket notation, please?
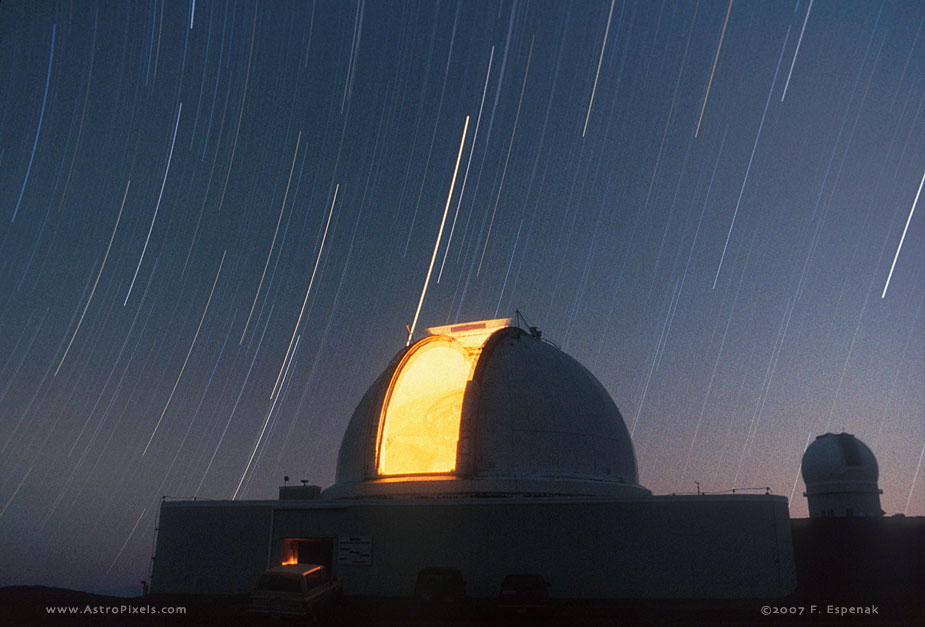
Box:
[249, 563, 341, 618]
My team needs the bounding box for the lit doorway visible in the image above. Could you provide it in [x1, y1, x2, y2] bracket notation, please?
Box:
[280, 537, 334, 570]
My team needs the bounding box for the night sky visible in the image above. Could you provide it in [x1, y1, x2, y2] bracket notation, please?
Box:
[0, 0, 922, 594]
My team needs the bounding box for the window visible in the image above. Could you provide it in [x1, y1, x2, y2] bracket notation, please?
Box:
[256, 574, 302, 593]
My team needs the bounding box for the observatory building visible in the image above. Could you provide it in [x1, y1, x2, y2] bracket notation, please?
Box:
[801, 432, 883, 518]
[328, 318, 644, 500]
[151, 319, 796, 598]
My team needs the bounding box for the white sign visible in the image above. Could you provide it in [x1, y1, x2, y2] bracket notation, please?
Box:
[337, 536, 372, 565]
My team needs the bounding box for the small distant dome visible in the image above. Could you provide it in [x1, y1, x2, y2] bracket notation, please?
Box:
[326, 320, 648, 499]
[801, 433, 882, 518]
[801, 432, 878, 484]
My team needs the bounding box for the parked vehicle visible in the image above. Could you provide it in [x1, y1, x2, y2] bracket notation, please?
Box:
[413, 567, 466, 603]
[499, 573, 550, 613]
[249, 563, 341, 618]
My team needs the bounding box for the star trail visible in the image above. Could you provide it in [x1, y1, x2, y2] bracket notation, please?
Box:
[0, 0, 922, 594]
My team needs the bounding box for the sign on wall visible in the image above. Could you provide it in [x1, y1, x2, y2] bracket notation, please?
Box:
[337, 536, 372, 565]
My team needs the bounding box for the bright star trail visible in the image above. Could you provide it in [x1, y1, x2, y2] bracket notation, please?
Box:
[407, 116, 470, 346]
[0, 1, 922, 596]
[882, 168, 924, 298]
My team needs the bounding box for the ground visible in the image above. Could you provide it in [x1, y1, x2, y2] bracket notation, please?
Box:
[1, 587, 920, 626]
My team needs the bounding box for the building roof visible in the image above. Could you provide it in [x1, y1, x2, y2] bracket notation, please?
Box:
[327, 321, 646, 499]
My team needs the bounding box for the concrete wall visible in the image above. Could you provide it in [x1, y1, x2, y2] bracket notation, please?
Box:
[152, 495, 796, 599]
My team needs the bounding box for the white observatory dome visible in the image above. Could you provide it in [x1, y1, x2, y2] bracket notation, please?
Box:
[325, 319, 648, 499]
[802, 432, 879, 484]
[801, 433, 882, 518]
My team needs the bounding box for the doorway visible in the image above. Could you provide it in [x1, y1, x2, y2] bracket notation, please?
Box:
[280, 537, 334, 571]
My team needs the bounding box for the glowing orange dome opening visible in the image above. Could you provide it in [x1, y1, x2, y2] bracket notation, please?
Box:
[375, 318, 510, 476]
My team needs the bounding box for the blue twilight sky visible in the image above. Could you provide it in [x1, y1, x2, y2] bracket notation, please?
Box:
[0, 0, 922, 593]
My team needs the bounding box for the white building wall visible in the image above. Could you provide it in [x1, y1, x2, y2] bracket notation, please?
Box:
[151, 503, 273, 594]
[152, 494, 795, 599]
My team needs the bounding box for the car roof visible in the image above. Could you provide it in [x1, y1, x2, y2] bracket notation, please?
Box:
[262, 564, 324, 576]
